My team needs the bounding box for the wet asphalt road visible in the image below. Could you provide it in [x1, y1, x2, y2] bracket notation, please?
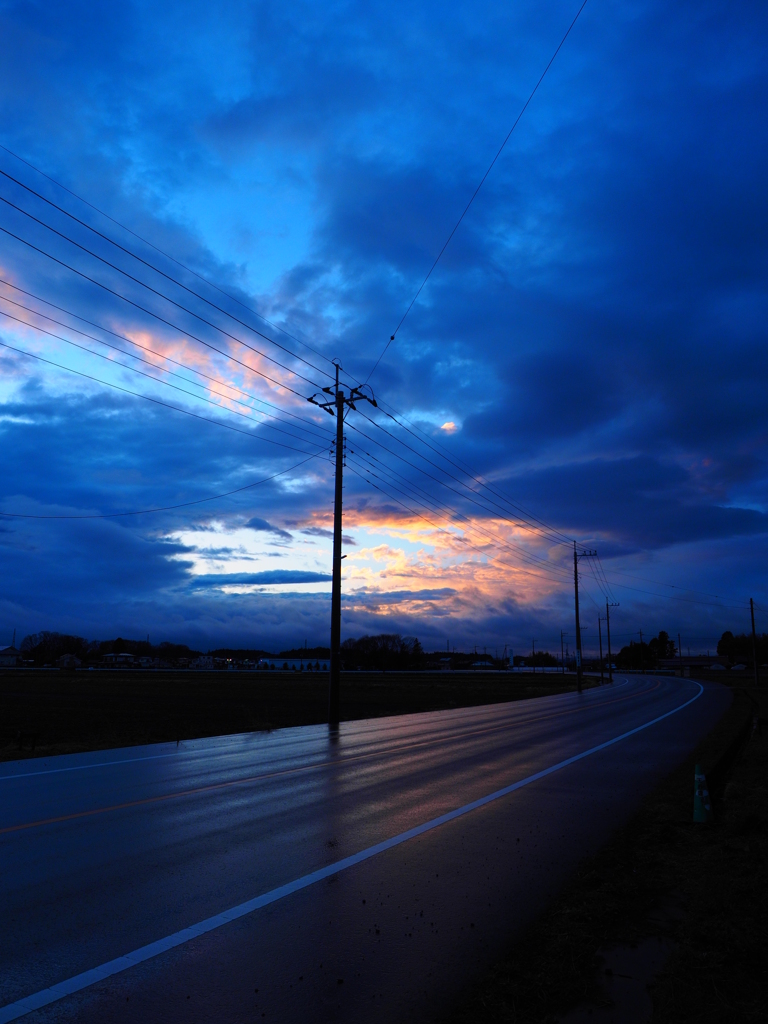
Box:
[0, 675, 728, 1023]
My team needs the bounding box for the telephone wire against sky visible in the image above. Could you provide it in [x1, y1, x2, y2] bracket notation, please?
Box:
[0, 143, 348, 380]
[365, 0, 591, 384]
[0, 456, 320, 520]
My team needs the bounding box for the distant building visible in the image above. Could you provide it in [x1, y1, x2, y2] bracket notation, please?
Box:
[659, 655, 729, 676]
[0, 645, 21, 667]
[257, 657, 328, 671]
[58, 654, 81, 669]
[102, 652, 136, 667]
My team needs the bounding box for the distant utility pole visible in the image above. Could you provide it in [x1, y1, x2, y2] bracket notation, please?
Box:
[678, 632, 682, 676]
[750, 598, 759, 689]
[532, 638, 536, 674]
[574, 544, 597, 694]
[606, 602, 618, 683]
[639, 629, 644, 673]
[598, 616, 604, 684]
[560, 630, 565, 675]
[309, 363, 377, 726]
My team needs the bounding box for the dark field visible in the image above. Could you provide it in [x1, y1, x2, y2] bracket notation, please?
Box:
[0, 668, 592, 762]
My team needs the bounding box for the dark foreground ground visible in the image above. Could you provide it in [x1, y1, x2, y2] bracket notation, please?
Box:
[446, 684, 767, 1024]
[0, 668, 593, 761]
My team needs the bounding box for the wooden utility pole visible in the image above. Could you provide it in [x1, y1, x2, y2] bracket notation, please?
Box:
[606, 602, 618, 682]
[308, 365, 377, 726]
[639, 629, 644, 673]
[750, 598, 759, 689]
[574, 545, 597, 693]
[574, 546, 582, 692]
[561, 630, 565, 675]
[598, 616, 604, 684]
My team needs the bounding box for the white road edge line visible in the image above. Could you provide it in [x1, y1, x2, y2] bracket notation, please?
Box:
[0, 679, 703, 1023]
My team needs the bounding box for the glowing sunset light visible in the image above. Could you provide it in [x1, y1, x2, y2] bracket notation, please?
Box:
[440, 421, 458, 433]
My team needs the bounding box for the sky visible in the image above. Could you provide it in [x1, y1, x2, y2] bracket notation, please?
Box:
[0, 0, 766, 656]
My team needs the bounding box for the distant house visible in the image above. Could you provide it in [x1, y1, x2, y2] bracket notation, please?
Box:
[102, 652, 136, 668]
[257, 657, 328, 671]
[191, 656, 214, 670]
[0, 645, 21, 667]
[58, 654, 81, 669]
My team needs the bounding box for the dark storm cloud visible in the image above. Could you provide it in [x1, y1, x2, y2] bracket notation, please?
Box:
[191, 571, 331, 587]
[301, 526, 357, 545]
[243, 517, 292, 540]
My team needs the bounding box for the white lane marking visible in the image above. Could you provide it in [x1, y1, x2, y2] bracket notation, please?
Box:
[0, 680, 702, 1023]
[0, 750, 187, 781]
[0, 677, 633, 782]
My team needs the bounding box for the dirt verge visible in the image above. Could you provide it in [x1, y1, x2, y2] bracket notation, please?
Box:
[445, 685, 767, 1024]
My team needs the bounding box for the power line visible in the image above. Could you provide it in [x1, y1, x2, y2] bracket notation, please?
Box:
[0, 193, 324, 390]
[0, 338, 322, 454]
[0, 142, 347, 378]
[345, 460, 572, 588]
[0, 455, 321, 520]
[359, 406, 571, 546]
[0, 166, 343, 385]
[348, 450, 573, 585]
[2, 163, 587, 556]
[0, 309, 331, 452]
[365, 0, 591, 383]
[374, 399, 575, 544]
[0, 144, 591, 564]
[0, 222, 310, 399]
[0, 144, 752, 612]
[0, 282, 333, 444]
[347, 415, 572, 550]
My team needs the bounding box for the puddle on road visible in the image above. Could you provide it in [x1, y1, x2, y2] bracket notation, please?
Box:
[558, 936, 674, 1024]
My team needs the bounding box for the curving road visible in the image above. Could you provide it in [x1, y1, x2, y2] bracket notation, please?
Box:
[0, 675, 728, 1023]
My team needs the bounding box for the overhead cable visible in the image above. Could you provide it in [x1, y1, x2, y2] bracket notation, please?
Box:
[0, 282, 333, 444]
[0, 338, 322, 454]
[0, 194, 324, 389]
[0, 309, 330, 452]
[0, 167, 343, 385]
[0, 223, 310, 398]
[0, 142, 344, 376]
[365, 0, 591, 383]
[0, 455, 321, 520]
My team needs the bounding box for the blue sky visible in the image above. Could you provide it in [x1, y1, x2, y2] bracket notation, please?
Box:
[0, 0, 766, 654]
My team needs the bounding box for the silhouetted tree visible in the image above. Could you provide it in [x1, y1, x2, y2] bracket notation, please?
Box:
[20, 632, 90, 665]
[717, 630, 768, 665]
[340, 634, 424, 670]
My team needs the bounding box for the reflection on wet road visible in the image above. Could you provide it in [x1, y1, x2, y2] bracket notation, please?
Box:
[0, 676, 728, 1023]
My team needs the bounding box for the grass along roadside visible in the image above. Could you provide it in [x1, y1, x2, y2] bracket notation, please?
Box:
[446, 685, 766, 1024]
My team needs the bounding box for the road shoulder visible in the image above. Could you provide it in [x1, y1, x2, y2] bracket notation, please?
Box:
[445, 683, 766, 1023]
